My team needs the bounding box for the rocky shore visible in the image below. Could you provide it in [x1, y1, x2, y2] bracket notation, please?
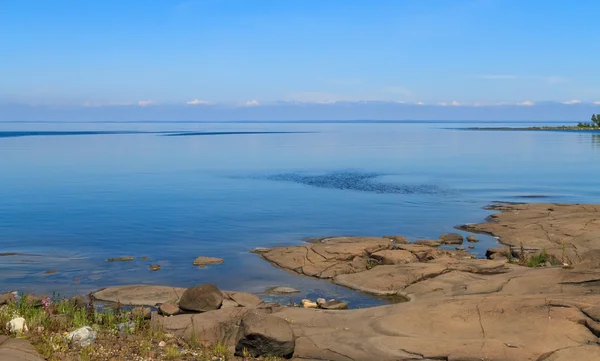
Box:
[2, 203, 600, 360]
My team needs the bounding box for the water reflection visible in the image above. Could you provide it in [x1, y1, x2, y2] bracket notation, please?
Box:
[593, 134, 600, 148]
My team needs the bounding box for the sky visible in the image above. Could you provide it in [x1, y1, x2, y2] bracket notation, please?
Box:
[1, 0, 599, 121]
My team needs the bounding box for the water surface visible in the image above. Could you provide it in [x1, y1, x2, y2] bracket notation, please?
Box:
[1, 121, 599, 307]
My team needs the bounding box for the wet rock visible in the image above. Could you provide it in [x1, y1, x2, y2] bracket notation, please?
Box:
[0, 292, 16, 305]
[439, 233, 464, 245]
[140, 256, 151, 261]
[106, 256, 134, 262]
[467, 236, 479, 243]
[192, 256, 224, 266]
[301, 299, 318, 308]
[149, 264, 161, 271]
[321, 300, 349, 310]
[179, 284, 223, 312]
[317, 298, 327, 307]
[131, 307, 152, 320]
[159, 302, 181, 316]
[6, 317, 28, 334]
[264, 286, 300, 295]
[235, 312, 295, 358]
[0, 253, 17, 257]
[44, 270, 58, 275]
[414, 240, 442, 247]
[68, 326, 97, 347]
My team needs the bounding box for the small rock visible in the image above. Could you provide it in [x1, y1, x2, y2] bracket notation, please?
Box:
[158, 302, 180, 316]
[467, 236, 479, 243]
[439, 233, 464, 245]
[23, 294, 46, 308]
[140, 256, 151, 261]
[221, 299, 239, 308]
[117, 321, 136, 333]
[456, 246, 466, 251]
[36, 326, 44, 333]
[6, 317, 28, 334]
[44, 270, 58, 275]
[106, 256, 134, 262]
[486, 247, 511, 259]
[68, 326, 97, 347]
[317, 298, 327, 307]
[321, 300, 349, 310]
[131, 307, 152, 320]
[158, 341, 166, 347]
[264, 286, 300, 295]
[192, 256, 224, 266]
[0, 292, 16, 305]
[489, 253, 508, 261]
[301, 299, 318, 308]
[69, 295, 87, 309]
[414, 240, 442, 247]
[543, 261, 552, 267]
[149, 264, 161, 271]
[250, 248, 270, 254]
[235, 312, 295, 358]
[468, 245, 475, 249]
[179, 284, 223, 312]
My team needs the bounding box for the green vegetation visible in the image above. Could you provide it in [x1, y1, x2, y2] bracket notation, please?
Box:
[577, 114, 600, 128]
[0, 294, 281, 361]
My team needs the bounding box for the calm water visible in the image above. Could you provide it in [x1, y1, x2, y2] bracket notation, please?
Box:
[1, 121, 600, 307]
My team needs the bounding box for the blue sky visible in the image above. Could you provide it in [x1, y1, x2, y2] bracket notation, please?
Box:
[1, 0, 599, 120]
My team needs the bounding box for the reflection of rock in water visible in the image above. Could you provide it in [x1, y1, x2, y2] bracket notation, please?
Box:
[266, 171, 446, 194]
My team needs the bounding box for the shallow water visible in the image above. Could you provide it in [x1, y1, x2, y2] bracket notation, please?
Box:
[1, 121, 600, 308]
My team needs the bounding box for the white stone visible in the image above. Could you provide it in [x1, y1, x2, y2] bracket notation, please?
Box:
[6, 317, 28, 333]
[301, 299, 318, 308]
[158, 341, 166, 347]
[317, 298, 327, 307]
[68, 326, 97, 347]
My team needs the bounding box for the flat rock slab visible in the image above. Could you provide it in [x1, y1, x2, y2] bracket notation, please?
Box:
[92, 285, 264, 308]
[93, 285, 186, 306]
[458, 203, 600, 265]
[0, 337, 45, 361]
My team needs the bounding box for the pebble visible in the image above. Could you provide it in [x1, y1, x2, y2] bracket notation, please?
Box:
[158, 341, 166, 348]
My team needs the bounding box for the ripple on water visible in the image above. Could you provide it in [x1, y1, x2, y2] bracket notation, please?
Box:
[264, 171, 449, 195]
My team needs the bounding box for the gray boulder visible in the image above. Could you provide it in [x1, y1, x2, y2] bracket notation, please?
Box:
[235, 312, 295, 358]
[179, 284, 223, 312]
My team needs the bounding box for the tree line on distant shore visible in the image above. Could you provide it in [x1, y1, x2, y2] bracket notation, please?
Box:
[577, 114, 600, 128]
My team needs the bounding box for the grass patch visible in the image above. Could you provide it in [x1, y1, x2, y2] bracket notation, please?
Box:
[0, 293, 284, 360]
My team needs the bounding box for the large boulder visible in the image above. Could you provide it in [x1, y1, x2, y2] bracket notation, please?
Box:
[179, 284, 223, 312]
[235, 312, 295, 358]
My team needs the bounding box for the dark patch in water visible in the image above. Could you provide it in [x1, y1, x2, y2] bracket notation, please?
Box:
[265, 172, 446, 194]
[162, 131, 311, 137]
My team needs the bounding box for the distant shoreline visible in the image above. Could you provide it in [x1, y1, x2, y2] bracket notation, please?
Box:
[464, 126, 600, 131]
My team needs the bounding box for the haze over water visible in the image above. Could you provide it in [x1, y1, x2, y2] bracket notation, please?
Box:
[1, 121, 599, 307]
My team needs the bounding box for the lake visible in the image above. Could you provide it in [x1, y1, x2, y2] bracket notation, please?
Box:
[1, 121, 599, 307]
